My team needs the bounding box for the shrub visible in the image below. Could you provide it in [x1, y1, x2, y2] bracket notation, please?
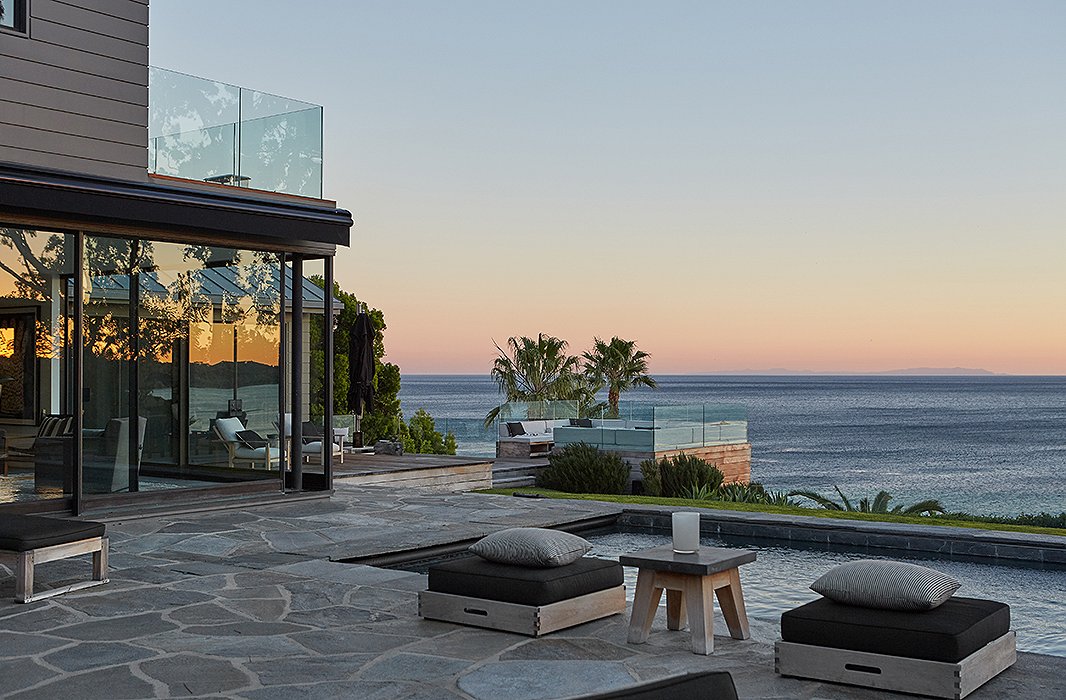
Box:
[537, 442, 629, 494]
[657, 453, 723, 498]
[639, 458, 662, 496]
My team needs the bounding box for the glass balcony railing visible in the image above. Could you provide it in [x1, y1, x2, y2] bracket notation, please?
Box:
[489, 401, 749, 454]
[148, 67, 323, 198]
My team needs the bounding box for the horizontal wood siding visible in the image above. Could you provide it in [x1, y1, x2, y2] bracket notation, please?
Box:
[0, 0, 147, 181]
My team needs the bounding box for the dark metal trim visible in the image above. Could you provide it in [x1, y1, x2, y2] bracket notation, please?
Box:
[72, 230, 84, 515]
[0, 161, 352, 248]
[290, 258, 303, 490]
[323, 255, 334, 486]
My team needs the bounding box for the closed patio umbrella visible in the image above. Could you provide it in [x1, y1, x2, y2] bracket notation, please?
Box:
[348, 308, 375, 442]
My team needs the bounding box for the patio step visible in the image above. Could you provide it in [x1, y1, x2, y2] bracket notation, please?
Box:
[492, 474, 537, 488]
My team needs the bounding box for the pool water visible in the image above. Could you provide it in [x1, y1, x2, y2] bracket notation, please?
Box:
[586, 531, 1066, 657]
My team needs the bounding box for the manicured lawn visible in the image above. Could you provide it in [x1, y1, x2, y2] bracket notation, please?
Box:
[478, 487, 1066, 538]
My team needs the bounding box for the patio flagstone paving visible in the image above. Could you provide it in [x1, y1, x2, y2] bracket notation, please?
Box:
[0, 483, 1062, 698]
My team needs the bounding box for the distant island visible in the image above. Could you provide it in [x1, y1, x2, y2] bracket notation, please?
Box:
[708, 367, 998, 376]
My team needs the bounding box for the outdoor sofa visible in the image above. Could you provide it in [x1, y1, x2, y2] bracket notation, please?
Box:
[563, 671, 738, 700]
[0, 513, 108, 603]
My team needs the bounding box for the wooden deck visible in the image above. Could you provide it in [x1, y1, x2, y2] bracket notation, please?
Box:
[332, 453, 494, 492]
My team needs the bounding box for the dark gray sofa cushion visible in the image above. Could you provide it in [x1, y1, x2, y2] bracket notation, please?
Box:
[0, 514, 106, 552]
[428, 556, 622, 606]
[781, 596, 1010, 663]
[566, 671, 737, 699]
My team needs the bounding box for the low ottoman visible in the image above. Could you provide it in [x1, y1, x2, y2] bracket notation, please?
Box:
[776, 596, 1016, 699]
[419, 555, 626, 636]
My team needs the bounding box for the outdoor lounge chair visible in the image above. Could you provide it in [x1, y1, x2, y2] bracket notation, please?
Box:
[276, 413, 343, 464]
[419, 555, 626, 636]
[0, 514, 108, 603]
[562, 671, 738, 699]
[776, 596, 1016, 699]
[212, 417, 280, 470]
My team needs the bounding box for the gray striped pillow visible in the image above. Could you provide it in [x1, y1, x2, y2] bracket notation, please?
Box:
[811, 559, 961, 611]
[469, 528, 590, 568]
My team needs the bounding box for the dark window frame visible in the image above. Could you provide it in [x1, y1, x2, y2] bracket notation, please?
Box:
[0, 0, 28, 35]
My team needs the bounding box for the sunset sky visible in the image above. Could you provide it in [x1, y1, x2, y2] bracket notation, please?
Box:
[150, 1, 1065, 375]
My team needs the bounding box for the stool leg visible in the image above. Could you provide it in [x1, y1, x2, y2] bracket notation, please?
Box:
[665, 589, 686, 630]
[92, 538, 109, 581]
[715, 567, 750, 640]
[15, 551, 34, 603]
[685, 574, 715, 654]
[627, 569, 663, 644]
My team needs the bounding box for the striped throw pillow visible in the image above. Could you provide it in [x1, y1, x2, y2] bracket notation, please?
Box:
[469, 528, 591, 568]
[811, 559, 961, 611]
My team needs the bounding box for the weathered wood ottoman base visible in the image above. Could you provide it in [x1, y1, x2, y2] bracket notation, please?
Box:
[419, 556, 625, 636]
[776, 597, 1016, 699]
[0, 514, 108, 603]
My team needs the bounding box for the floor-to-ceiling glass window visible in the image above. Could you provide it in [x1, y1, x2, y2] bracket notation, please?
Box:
[0, 225, 75, 504]
[83, 234, 283, 496]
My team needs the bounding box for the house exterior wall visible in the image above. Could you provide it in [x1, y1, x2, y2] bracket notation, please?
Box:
[0, 0, 149, 180]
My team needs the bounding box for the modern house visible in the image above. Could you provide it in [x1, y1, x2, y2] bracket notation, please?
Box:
[0, 0, 352, 515]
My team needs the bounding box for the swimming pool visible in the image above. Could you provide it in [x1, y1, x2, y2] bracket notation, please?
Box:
[586, 531, 1066, 657]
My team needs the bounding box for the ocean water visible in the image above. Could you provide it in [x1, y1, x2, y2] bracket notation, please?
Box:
[398, 375, 1066, 517]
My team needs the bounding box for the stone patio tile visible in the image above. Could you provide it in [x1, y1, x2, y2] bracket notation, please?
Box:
[181, 620, 308, 637]
[245, 654, 375, 685]
[214, 585, 287, 600]
[238, 680, 399, 700]
[222, 597, 289, 622]
[115, 533, 194, 555]
[166, 560, 240, 576]
[502, 637, 640, 661]
[227, 552, 313, 570]
[168, 602, 254, 626]
[282, 579, 360, 610]
[289, 630, 418, 655]
[345, 585, 415, 608]
[262, 530, 336, 552]
[0, 605, 83, 632]
[406, 627, 523, 661]
[160, 533, 243, 557]
[58, 587, 213, 616]
[458, 660, 635, 700]
[359, 652, 470, 682]
[284, 605, 393, 628]
[49, 612, 179, 641]
[9, 665, 158, 700]
[146, 630, 309, 659]
[106, 564, 183, 585]
[43, 642, 158, 672]
[0, 632, 73, 657]
[271, 560, 412, 586]
[140, 654, 253, 696]
[0, 658, 59, 694]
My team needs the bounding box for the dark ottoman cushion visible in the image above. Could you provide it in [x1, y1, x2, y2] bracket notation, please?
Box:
[781, 596, 1010, 663]
[428, 556, 623, 606]
[0, 515, 106, 552]
[573, 671, 738, 700]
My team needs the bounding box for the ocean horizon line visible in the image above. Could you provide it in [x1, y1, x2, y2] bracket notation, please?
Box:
[401, 371, 1066, 378]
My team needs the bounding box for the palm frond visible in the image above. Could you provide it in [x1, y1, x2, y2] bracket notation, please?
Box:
[787, 490, 844, 510]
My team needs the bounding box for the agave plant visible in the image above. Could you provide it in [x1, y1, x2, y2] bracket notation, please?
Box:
[788, 485, 945, 516]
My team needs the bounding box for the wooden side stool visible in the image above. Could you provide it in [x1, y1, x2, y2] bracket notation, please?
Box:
[621, 545, 756, 655]
[0, 514, 108, 603]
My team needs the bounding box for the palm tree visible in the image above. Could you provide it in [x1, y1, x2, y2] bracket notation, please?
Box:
[484, 334, 585, 426]
[582, 336, 657, 418]
[788, 485, 946, 516]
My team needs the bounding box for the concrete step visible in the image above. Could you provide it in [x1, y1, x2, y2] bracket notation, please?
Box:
[491, 475, 537, 488]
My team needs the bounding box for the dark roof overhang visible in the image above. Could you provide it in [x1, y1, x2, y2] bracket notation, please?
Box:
[0, 161, 352, 255]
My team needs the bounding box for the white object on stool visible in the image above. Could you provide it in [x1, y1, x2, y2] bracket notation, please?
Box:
[672, 512, 700, 554]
